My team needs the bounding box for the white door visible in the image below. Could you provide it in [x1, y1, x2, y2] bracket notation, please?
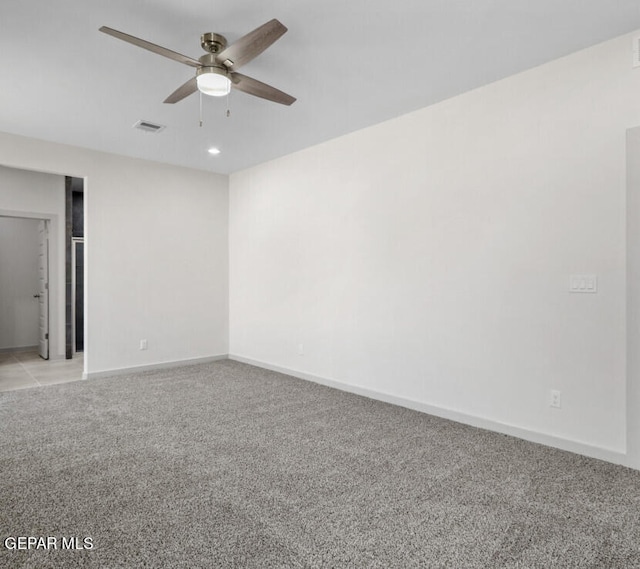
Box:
[37, 220, 49, 360]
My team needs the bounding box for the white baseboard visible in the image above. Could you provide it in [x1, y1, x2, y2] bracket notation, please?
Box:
[83, 354, 228, 380]
[229, 354, 630, 469]
[0, 346, 65, 360]
[0, 345, 38, 353]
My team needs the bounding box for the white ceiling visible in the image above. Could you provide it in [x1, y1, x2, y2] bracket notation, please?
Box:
[1, 0, 639, 175]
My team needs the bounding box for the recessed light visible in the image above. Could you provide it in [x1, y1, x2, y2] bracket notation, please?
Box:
[208, 147, 221, 155]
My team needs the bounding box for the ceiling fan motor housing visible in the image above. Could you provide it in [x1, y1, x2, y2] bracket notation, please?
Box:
[201, 32, 227, 54]
[197, 53, 230, 80]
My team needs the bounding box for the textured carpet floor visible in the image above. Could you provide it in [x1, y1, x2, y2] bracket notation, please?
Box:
[1, 359, 639, 568]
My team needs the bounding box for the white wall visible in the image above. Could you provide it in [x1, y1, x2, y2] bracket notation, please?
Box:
[0, 138, 229, 375]
[0, 166, 65, 357]
[230, 31, 640, 462]
[0, 216, 41, 350]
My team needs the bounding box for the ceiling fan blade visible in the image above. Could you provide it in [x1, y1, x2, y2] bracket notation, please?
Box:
[164, 77, 198, 104]
[215, 19, 287, 69]
[99, 26, 201, 68]
[230, 72, 296, 106]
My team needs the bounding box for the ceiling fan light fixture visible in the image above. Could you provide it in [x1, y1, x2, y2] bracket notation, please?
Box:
[100, 20, 295, 106]
[196, 67, 231, 97]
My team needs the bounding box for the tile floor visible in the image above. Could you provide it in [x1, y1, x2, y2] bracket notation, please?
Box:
[0, 350, 84, 393]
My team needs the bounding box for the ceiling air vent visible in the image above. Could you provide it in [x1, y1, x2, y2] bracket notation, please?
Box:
[133, 120, 166, 133]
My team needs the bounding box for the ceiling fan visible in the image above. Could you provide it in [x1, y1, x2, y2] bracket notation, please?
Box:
[99, 19, 295, 106]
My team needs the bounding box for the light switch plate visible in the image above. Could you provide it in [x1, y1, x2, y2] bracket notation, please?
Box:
[569, 275, 597, 293]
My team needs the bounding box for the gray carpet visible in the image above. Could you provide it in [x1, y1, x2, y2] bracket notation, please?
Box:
[1, 359, 639, 568]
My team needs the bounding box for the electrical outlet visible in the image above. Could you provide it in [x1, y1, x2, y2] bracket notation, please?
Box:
[140, 339, 148, 351]
[297, 343, 304, 355]
[550, 389, 562, 409]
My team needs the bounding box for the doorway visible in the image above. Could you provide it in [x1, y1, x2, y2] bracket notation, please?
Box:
[65, 176, 84, 358]
[0, 163, 86, 374]
[72, 238, 84, 352]
[0, 209, 85, 392]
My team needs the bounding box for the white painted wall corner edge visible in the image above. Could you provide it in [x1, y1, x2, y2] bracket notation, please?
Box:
[229, 354, 633, 470]
[83, 354, 229, 380]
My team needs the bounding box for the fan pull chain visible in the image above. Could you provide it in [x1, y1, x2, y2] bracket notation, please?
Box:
[226, 89, 231, 118]
[199, 91, 204, 127]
